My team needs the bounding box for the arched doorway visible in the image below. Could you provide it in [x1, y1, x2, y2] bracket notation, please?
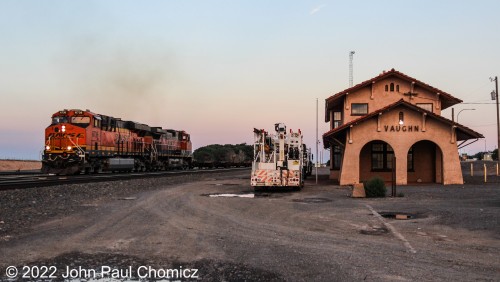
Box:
[407, 140, 443, 184]
[359, 140, 394, 183]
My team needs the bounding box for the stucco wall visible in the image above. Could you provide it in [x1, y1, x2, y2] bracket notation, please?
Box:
[334, 105, 463, 185]
[341, 77, 442, 125]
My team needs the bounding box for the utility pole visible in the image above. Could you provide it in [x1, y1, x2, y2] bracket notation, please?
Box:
[316, 98, 319, 184]
[491, 76, 499, 159]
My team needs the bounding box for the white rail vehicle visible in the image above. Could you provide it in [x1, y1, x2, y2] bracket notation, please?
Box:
[251, 123, 305, 189]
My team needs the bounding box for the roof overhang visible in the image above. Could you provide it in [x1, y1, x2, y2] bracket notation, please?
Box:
[323, 99, 483, 148]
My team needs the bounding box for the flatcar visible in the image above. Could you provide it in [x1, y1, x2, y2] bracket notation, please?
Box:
[42, 109, 192, 174]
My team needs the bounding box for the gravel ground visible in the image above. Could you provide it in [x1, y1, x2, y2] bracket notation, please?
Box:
[0, 170, 286, 282]
[0, 171, 245, 239]
[461, 160, 499, 184]
[1, 168, 499, 281]
[17, 252, 283, 282]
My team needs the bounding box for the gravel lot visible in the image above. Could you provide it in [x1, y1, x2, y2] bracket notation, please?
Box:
[0, 168, 499, 281]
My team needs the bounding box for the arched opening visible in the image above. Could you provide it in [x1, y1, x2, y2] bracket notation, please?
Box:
[390, 83, 394, 92]
[407, 140, 443, 184]
[359, 140, 394, 183]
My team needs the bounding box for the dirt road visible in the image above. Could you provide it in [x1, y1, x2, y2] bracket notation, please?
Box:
[1, 169, 499, 281]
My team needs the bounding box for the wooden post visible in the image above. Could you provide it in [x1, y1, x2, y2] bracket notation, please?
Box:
[471, 163, 473, 176]
[484, 164, 487, 183]
[497, 163, 499, 176]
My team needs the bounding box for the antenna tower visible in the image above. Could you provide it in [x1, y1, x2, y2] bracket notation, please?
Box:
[349, 51, 355, 87]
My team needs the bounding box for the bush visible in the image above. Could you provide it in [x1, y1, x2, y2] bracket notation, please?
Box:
[364, 177, 387, 198]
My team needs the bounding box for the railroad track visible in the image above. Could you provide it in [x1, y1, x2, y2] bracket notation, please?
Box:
[0, 167, 250, 191]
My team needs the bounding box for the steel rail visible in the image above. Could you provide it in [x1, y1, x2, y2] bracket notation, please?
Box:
[0, 167, 250, 191]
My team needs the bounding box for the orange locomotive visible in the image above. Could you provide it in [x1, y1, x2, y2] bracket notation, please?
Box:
[42, 109, 192, 174]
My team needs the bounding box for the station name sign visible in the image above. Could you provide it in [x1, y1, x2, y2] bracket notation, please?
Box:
[384, 125, 420, 132]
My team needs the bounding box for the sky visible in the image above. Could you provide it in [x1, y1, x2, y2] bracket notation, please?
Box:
[0, 0, 499, 160]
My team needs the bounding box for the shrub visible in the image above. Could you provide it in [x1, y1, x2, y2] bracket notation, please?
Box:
[364, 177, 387, 198]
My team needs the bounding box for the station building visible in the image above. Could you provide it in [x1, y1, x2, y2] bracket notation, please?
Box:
[323, 69, 483, 185]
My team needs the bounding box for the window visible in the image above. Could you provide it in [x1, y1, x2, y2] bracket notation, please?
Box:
[71, 116, 90, 124]
[93, 118, 101, 128]
[371, 142, 394, 171]
[332, 145, 342, 170]
[417, 103, 433, 112]
[390, 83, 394, 92]
[396, 85, 400, 92]
[385, 85, 388, 92]
[333, 111, 342, 128]
[351, 103, 368, 116]
[51, 116, 68, 125]
[71, 116, 91, 128]
[407, 146, 414, 171]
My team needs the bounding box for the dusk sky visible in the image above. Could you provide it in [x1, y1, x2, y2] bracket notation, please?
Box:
[1, 0, 499, 160]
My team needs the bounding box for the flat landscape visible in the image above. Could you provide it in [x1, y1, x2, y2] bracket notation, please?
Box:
[0, 168, 499, 281]
[0, 160, 41, 171]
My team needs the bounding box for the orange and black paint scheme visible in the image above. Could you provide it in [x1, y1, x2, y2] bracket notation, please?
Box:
[42, 109, 193, 174]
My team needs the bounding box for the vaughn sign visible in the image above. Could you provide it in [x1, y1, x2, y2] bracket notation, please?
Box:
[384, 125, 420, 132]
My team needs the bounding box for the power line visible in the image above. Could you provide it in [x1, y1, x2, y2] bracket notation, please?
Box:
[460, 102, 496, 104]
[467, 123, 497, 127]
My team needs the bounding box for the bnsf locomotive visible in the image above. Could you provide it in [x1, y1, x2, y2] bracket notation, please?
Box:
[42, 109, 192, 174]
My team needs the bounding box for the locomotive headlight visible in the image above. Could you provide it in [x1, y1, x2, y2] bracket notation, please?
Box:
[45, 145, 50, 150]
[67, 146, 72, 151]
[61, 125, 66, 132]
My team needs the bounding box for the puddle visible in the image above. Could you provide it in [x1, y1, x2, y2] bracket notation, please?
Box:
[293, 198, 332, 203]
[208, 193, 255, 198]
[213, 183, 240, 186]
[119, 197, 137, 200]
[204, 192, 276, 198]
[377, 212, 425, 220]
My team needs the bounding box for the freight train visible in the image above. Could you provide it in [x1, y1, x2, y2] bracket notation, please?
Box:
[42, 109, 192, 174]
[193, 144, 253, 168]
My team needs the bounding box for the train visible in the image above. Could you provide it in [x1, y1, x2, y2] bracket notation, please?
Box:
[302, 145, 313, 179]
[42, 109, 192, 174]
[251, 123, 311, 189]
[192, 144, 253, 168]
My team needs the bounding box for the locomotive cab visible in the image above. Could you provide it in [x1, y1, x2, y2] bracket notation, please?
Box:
[42, 109, 91, 174]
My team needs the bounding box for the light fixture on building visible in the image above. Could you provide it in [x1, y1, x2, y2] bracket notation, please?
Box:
[399, 120, 404, 125]
[491, 90, 497, 101]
